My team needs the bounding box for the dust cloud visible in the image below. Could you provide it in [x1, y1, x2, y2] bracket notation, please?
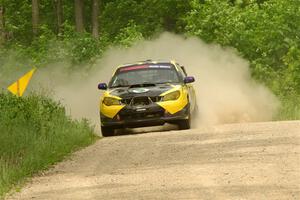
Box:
[32, 33, 279, 132]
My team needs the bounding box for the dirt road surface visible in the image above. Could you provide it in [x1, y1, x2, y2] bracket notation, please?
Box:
[7, 121, 300, 200]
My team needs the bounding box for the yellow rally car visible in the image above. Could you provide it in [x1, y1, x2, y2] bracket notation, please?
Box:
[98, 60, 197, 137]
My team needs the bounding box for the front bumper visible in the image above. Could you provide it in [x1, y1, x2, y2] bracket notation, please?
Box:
[101, 104, 189, 128]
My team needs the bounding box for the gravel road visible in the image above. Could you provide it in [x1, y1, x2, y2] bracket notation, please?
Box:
[7, 121, 300, 200]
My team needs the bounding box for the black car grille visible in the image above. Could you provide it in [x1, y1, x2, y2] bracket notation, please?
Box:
[121, 96, 162, 105]
[119, 110, 164, 120]
[132, 96, 151, 106]
[121, 98, 131, 105]
[119, 96, 164, 120]
[150, 96, 163, 103]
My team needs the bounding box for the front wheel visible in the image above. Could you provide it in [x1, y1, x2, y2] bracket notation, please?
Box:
[101, 126, 115, 137]
[177, 117, 191, 130]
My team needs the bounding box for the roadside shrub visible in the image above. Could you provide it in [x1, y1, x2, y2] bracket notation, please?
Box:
[0, 92, 96, 197]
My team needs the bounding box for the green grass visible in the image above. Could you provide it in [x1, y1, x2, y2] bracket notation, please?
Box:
[276, 95, 300, 121]
[0, 92, 97, 198]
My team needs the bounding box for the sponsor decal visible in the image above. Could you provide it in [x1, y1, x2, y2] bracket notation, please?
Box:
[130, 88, 150, 94]
[136, 108, 147, 112]
[148, 65, 171, 69]
[119, 64, 172, 72]
[119, 65, 148, 72]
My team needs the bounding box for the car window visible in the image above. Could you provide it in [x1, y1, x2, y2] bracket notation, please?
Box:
[175, 63, 187, 81]
[109, 64, 180, 87]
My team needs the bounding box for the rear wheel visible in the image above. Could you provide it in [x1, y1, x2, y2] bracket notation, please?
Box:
[178, 117, 191, 130]
[101, 126, 115, 137]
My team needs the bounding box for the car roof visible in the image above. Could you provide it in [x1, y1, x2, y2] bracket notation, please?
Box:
[117, 60, 178, 69]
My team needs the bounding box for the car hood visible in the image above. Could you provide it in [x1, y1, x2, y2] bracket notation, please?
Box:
[107, 84, 179, 99]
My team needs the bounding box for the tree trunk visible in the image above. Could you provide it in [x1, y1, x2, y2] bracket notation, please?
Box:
[74, 0, 84, 32]
[0, 6, 5, 44]
[32, 0, 39, 36]
[91, 0, 99, 38]
[54, 0, 63, 34]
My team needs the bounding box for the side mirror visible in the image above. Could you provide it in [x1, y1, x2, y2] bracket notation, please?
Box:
[184, 76, 195, 84]
[98, 83, 108, 90]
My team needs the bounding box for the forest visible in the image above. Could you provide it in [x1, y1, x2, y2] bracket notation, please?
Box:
[0, 0, 299, 197]
[0, 0, 299, 108]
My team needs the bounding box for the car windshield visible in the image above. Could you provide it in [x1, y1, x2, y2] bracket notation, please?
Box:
[109, 64, 180, 88]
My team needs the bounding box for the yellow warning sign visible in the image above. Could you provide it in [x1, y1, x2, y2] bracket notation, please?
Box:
[7, 68, 36, 97]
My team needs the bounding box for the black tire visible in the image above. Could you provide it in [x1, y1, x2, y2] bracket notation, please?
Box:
[101, 126, 115, 137]
[178, 117, 191, 130]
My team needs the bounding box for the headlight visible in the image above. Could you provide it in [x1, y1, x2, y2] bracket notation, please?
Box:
[163, 90, 180, 101]
[103, 97, 121, 106]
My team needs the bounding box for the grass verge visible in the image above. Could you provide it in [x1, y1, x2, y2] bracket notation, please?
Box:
[0, 92, 97, 198]
[275, 95, 300, 121]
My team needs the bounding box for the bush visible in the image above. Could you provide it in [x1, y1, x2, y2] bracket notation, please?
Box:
[184, 0, 300, 119]
[114, 21, 144, 47]
[185, 0, 300, 89]
[0, 92, 96, 197]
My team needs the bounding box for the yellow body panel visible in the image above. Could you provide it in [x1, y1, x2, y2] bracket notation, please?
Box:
[100, 91, 125, 118]
[157, 85, 188, 114]
[100, 60, 193, 118]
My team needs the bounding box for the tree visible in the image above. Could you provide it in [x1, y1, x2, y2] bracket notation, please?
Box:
[32, 0, 39, 35]
[91, 0, 99, 38]
[0, 5, 4, 44]
[53, 0, 63, 34]
[74, 0, 84, 32]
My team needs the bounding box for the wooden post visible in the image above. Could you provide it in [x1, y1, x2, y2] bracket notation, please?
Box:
[32, 0, 40, 36]
[54, 0, 63, 34]
[75, 0, 84, 32]
[0, 6, 5, 45]
[92, 0, 99, 38]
